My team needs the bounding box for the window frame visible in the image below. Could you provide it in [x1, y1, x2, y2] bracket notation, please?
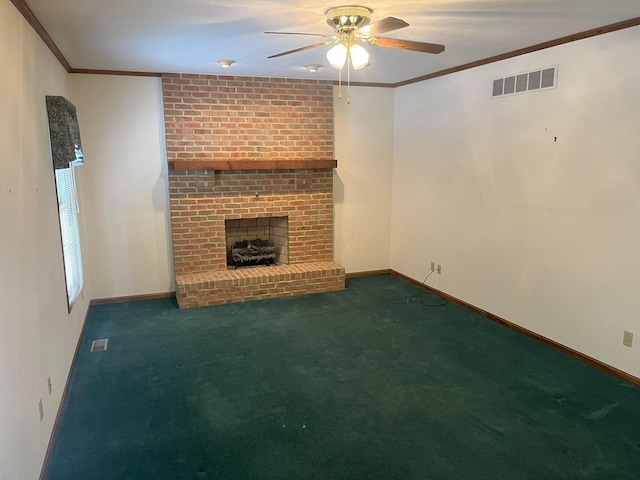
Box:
[54, 165, 84, 311]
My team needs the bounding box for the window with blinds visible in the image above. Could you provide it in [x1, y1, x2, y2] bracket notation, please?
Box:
[55, 166, 84, 309]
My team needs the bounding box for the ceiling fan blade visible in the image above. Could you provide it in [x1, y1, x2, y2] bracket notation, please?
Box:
[268, 41, 333, 59]
[370, 37, 445, 54]
[358, 17, 408, 36]
[265, 31, 334, 38]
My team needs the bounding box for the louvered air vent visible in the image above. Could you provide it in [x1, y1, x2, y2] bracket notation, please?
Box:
[91, 338, 109, 352]
[492, 65, 558, 98]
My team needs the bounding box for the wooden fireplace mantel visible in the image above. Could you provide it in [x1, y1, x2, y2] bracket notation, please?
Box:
[168, 159, 337, 171]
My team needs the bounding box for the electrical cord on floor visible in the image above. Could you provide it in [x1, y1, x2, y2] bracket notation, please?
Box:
[404, 269, 448, 307]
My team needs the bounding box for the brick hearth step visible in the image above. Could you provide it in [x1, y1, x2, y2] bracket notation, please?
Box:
[175, 261, 345, 308]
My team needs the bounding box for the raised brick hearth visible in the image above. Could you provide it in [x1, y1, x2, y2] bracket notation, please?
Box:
[163, 74, 345, 307]
[176, 261, 344, 308]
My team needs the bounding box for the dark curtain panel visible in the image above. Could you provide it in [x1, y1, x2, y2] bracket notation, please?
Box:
[46, 96, 84, 169]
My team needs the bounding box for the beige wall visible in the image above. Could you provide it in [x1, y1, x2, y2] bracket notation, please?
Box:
[68, 74, 174, 299]
[334, 86, 394, 273]
[0, 2, 91, 479]
[391, 26, 640, 378]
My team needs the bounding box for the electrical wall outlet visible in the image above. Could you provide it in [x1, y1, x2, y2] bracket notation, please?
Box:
[437, 264, 442, 274]
[430, 261, 435, 271]
[623, 330, 633, 347]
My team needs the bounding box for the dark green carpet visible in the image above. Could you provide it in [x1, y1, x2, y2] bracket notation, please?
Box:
[45, 275, 640, 479]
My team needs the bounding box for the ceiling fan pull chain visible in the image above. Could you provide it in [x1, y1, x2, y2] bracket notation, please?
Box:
[347, 54, 351, 104]
[338, 68, 342, 99]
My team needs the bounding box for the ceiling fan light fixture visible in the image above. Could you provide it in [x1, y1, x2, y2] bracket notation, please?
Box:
[215, 59, 236, 68]
[327, 43, 347, 69]
[304, 64, 322, 72]
[349, 43, 369, 70]
[266, 4, 446, 103]
[325, 5, 372, 31]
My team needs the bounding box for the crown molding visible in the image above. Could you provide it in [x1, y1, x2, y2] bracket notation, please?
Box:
[10, 0, 71, 72]
[69, 68, 162, 77]
[393, 16, 640, 88]
[330, 80, 395, 88]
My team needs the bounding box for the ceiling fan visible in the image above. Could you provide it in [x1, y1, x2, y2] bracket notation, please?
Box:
[266, 5, 445, 71]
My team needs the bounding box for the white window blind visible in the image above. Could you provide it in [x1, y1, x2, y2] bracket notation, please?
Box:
[55, 166, 84, 308]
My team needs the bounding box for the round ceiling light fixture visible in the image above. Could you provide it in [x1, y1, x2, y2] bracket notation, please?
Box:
[215, 59, 236, 68]
[304, 64, 323, 72]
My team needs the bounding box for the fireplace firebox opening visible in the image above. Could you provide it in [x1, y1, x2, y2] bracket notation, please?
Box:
[225, 217, 289, 268]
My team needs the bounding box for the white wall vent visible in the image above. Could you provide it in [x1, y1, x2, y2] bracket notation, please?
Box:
[492, 65, 558, 98]
[91, 338, 109, 352]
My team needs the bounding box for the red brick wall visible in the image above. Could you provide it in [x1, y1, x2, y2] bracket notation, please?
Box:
[162, 73, 337, 279]
[169, 169, 334, 276]
[162, 74, 334, 161]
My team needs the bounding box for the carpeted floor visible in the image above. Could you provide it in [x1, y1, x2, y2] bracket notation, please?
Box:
[44, 274, 640, 479]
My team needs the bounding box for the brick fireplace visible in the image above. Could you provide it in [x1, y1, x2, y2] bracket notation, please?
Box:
[163, 74, 345, 307]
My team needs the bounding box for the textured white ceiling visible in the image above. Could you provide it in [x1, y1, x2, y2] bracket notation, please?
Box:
[23, 0, 640, 84]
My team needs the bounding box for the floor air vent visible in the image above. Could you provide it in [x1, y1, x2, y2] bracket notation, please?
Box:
[492, 65, 557, 98]
[91, 338, 109, 352]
